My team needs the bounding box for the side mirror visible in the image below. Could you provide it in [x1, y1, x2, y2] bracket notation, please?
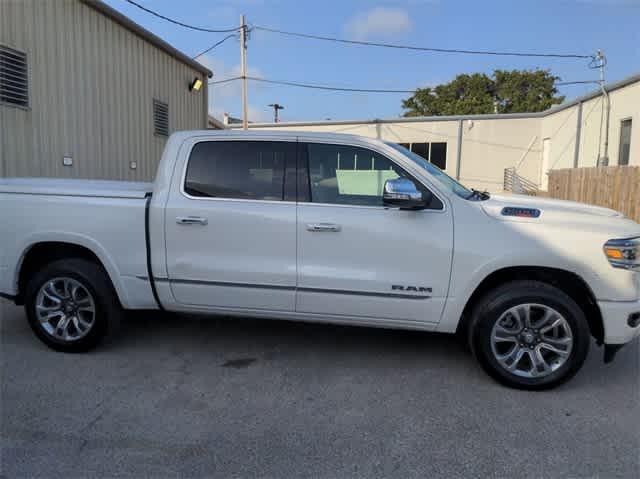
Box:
[383, 178, 431, 210]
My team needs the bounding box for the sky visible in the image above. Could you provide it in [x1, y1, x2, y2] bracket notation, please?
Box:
[104, 0, 640, 123]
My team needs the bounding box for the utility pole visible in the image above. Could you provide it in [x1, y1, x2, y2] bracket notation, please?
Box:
[595, 50, 610, 166]
[240, 15, 248, 130]
[268, 103, 284, 123]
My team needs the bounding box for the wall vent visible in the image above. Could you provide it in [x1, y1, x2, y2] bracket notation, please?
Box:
[0, 45, 28, 108]
[153, 99, 169, 136]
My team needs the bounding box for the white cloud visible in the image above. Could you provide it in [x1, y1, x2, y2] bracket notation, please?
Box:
[345, 7, 412, 40]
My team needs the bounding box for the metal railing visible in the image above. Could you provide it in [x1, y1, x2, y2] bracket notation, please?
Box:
[504, 167, 539, 195]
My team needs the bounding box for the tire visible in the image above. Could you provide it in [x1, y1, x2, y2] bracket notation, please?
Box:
[24, 258, 121, 352]
[469, 280, 590, 390]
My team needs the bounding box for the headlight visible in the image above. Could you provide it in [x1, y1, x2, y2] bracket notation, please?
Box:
[604, 237, 640, 270]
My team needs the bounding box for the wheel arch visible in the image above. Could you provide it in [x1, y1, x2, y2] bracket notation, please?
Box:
[456, 266, 604, 344]
[14, 237, 127, 307]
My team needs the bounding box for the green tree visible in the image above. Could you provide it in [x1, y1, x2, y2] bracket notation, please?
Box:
[402, 69, 565, 117]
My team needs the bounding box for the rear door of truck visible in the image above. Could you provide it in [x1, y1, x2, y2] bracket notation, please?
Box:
[163, 137, 298, 312]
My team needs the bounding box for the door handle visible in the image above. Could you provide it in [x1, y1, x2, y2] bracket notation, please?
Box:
[176, 216, 208, 226]
[306, 223, 341, 232]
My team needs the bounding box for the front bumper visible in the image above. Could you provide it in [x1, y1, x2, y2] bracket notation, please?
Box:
[598, 299, 640, 345]
[598, 299, 640, 363]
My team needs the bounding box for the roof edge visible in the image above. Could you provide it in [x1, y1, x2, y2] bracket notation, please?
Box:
[232, 111, 544, 129]
[80, 0, 213, 78]
[231, 71, 640, 129]
[545, 71, 640, 114]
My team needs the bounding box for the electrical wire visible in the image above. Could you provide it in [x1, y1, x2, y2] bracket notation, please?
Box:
[124, 0, 240, 33]
[192, 34, 237, 59]
[210, 76, 416, 93]
[253, 25, 592, 59]
[556, 80, 601, 86]
[122, 0, 594, 64]
[209, 76, 243, 85]
[249, 77, 416, 93]
[211, 76, 597, 94]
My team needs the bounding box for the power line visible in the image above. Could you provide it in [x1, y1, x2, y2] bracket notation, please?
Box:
[124, 0, 239, 33]
[192, 34, 237, 59]
[556, 80, 601, 86]
[210, 76, 416, 93]
[253, 25, 592, 59]
[251, 77, 416, 93]
[210, 76, 242, 85]
[211, 76, 597, 94]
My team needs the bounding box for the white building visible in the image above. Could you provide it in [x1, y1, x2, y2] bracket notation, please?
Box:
[234, 74, 639, 193]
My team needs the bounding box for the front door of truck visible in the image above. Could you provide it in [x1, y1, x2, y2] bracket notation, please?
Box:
[295, 140, 453, 325]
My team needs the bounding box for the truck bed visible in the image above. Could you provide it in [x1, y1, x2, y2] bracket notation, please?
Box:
[0, 178, 156, 309]
[0, 178, 152, 198]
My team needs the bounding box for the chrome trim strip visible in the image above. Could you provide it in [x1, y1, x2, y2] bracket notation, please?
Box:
[298, 287, 430, 300]
[160, 277, 431, 299]
[165, 278, 295, 291]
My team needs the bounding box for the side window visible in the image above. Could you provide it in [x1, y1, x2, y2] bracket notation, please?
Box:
[410, 142, 429, 160]
[305, 143, 441, 208]
[618, 118, 632, 166]
[184, 141, 294, 201]
[395, 142, 447, 170]
[430, 142, 447, 170]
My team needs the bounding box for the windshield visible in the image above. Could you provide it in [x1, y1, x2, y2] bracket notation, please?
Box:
[385, 142, 475, 199]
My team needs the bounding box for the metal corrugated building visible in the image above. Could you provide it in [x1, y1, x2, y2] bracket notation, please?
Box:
[0, 0, 212, 181]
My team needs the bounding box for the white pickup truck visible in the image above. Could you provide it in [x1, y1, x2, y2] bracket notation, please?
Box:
[1, 131, 639, 389]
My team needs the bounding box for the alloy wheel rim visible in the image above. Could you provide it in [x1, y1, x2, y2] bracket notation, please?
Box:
[35, 277, 96, 342]
[490, 303, 573, 379]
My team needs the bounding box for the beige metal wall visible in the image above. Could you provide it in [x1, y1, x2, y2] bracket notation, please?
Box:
[240, 117, 541, 193]
[540, 80, 640, 186]
[457, 117, 541, 192]
[0, 0, 208, 181]
[241, 78, 638, 193]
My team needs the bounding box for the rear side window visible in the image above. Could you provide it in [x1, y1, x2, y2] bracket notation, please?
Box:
[184, 141, 295, 201]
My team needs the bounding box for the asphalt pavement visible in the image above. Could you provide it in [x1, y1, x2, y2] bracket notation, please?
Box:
[1, 300, 638, 478]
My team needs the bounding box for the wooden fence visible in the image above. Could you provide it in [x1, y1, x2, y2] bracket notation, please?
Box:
[546, 166, 640, 222]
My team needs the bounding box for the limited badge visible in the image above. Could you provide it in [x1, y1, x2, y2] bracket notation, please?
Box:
[501, 207, 541, 218]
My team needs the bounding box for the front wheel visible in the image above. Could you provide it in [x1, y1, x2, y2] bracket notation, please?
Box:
[470, 280, 590, 390]
[24, 259, 121, 352]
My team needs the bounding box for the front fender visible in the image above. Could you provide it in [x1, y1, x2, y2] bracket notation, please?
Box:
[436, 252, 601, 334]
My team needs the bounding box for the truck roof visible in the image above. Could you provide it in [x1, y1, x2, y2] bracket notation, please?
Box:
[168, 129, 387, 147]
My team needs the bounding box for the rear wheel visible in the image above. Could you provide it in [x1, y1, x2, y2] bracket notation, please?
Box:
[470, 280, 590, 390]
[24, 259, 121, 352]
